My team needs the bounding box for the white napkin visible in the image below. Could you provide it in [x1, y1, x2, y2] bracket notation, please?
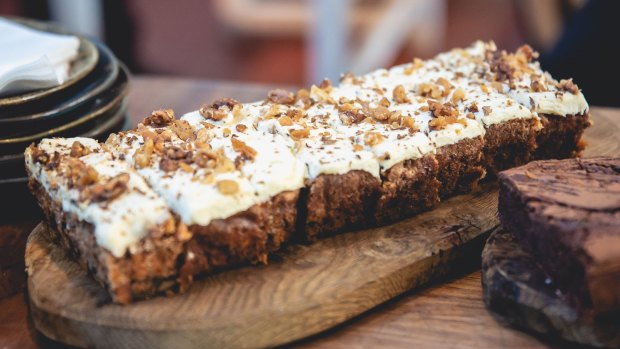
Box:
[0, 18, 80, 97]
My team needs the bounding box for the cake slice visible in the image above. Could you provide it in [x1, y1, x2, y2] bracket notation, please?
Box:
[498, 157, 620, 314]
[26, 41, 593, 303]
[105, 108, 304, 269]
[25, 138, 192, 303]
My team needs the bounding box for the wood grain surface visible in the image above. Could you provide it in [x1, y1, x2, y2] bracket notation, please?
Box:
[1, 77, 619, 349]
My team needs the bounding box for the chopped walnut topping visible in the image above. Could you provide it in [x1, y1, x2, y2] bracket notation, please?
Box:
[216, 179, 239, 195]
[516, 44, 539, 62]
[236, 124, 248, 132]
[401, 116, 419, 132]
[199, 98, 239, 121]
[134, 139, 154, 169]
[30, 145, 50, 165]
[378, 97, 391, 108]
[286, 108, 306, 121]
[436, 77, 453, 96]
[143, 109, 175, 127]
[451, 88, 465, 103]
[486, 45, 537, 83]
[82, 173, 129, 203]
[278, 115, 293, 126]
[467, 102, 479, 113]
[310, 85, 335, 104]
[319, 79, 332, 91]
[404, 57, 424, 75]
[231, 137, 257, 161]
[353, 144, 364, 151]
[170, 120, 195, 141]
[296, 88, 313, 109]
[194, 148, 217, 168]
[340, 72, 362, 84]
[530, 79, 547, 92]
[428, 100, 459, 118]
[65, 158, 99, 189]
[480, 84, 489, 93]
[69, 141, 91, 158]
[267, 89, 295, 104]
[339, 109, 366, 125]
[212, 97, 240, 110]
[159, 146, 192, 172]
[418, 83, 442, 99]
[199, 106, 227, 121]
[558, 79, 579, 94]
[368, 105, 391, 121]
[466, 112, 475, 119]
[364, 131, 384, 146]
[482, 106, 492, 116]
[428, 115, 467, 130]
[393, 85, 409, 103]
[290, 128, 310, 139]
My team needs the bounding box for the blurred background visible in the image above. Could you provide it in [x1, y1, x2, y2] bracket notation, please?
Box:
[1, 0, 617, 106]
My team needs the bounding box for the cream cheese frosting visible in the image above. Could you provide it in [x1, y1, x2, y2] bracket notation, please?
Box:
[25, 137, 174, 257]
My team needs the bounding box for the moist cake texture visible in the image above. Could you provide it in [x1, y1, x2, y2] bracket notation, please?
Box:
[26, 41, 591, 302]
[498, 157, 620, 314]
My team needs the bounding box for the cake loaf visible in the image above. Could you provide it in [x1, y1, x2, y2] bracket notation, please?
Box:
[498, 157, 620, 314]
[26, 41, 591, 302]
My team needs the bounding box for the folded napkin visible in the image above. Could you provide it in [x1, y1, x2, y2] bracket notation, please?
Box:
[0, 18, 80, 97]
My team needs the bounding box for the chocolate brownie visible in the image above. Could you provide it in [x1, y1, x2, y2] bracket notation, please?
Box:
[498, 157, 620, 314]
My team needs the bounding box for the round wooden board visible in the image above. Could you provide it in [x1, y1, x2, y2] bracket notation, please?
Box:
[25, 111, 620, 349]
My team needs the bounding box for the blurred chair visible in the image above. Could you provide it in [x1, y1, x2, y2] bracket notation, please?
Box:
[212, 0, 446, 83]
[47, 0, 104, 39]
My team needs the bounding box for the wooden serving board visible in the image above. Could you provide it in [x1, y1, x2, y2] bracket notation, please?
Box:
[25, 111, 620, 349]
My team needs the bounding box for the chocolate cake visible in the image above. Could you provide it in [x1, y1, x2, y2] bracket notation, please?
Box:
[498, 157, 620, 314]
[26, 41, 592, 303]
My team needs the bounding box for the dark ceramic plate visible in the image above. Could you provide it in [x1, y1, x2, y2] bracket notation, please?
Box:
[0, 64, 129, 155]
[0, 42, 119, 137]
[0, 177, 40, 219]
[0, 104, 128, 218]
[0, 17, 99, 107]
[0, 97, 128, 181]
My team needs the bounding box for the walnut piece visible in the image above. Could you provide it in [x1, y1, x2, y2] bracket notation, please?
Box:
[216, 179, 239, 195]
[170, 120, 195, 141]
[69, 141, 91, 158]
[428, 100, 459, 118]
[290, 128, 310, 139]
[364, 131, 384, 146]
[134, 139, 154, 169]
[82, 173, 129, 203]
[267, 89, 295, 104]
[393, 85, 409, 104]
[30, 145, 50, 165]
[231, 137, 257, 161]
[451, 88, 465, 103]
[143, 109, 175, 127]
[558, 79, 579, 94]
[199, 98, 240, 121]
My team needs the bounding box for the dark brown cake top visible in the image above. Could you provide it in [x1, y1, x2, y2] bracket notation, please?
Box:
[500, 157, 620, 213]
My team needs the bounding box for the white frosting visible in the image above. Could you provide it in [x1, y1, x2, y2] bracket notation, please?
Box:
[25, 137, 174, 257]
[106, 122, 305, 227]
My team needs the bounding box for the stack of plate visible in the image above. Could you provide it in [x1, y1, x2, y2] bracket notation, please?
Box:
[0, 18, 130, 218]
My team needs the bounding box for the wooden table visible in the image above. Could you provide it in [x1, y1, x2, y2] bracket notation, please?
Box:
[1, 76, 617, 349]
